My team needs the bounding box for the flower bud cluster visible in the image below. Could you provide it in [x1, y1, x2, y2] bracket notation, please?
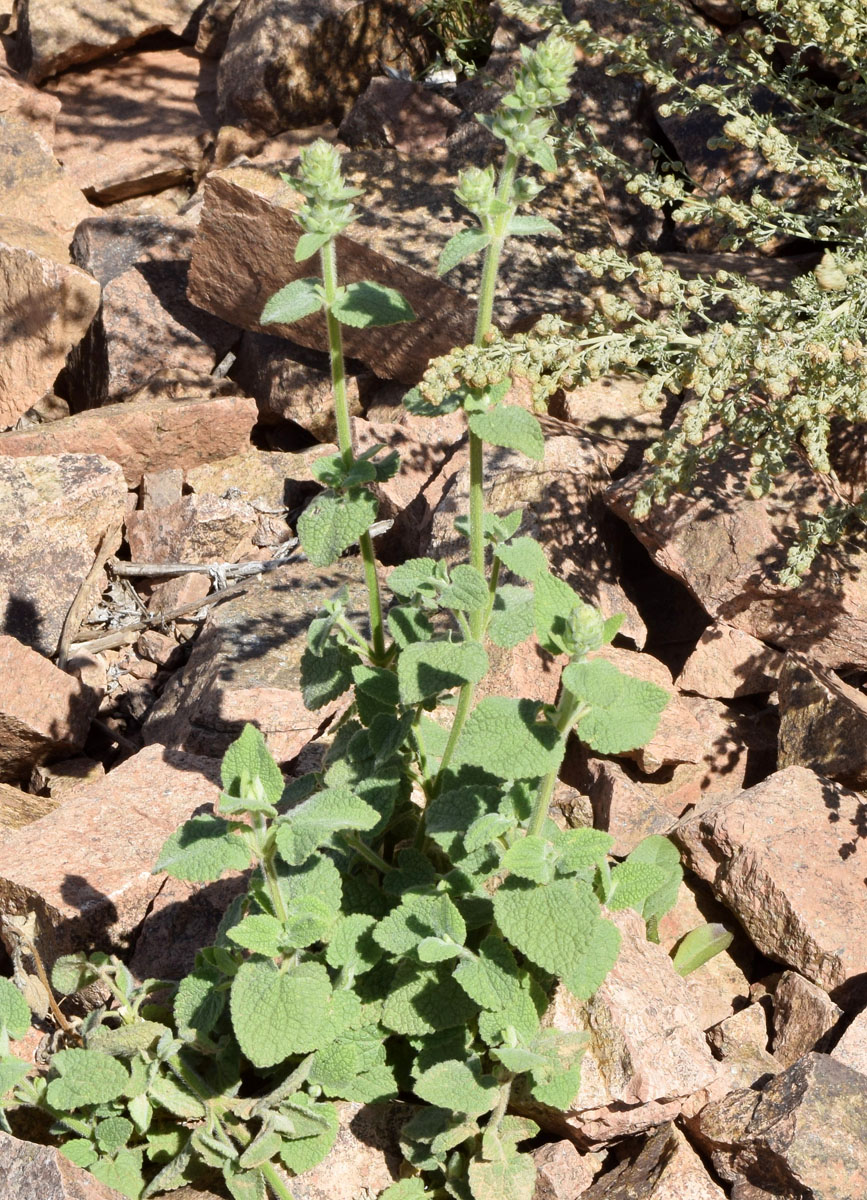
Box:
[286, 139, 362, 240]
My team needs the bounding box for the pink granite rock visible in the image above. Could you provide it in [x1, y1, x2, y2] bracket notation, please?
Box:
[674, 766, 867, 1005]
[0, 1130, 125, 1199]
[0, 103, 94, 243]
[771, 970, 842, 1068]
[677, 622, 785, 699]
[777, 653, 867, 788]
[0, 636, 100, 782]
[579, 1122, 727, 1199]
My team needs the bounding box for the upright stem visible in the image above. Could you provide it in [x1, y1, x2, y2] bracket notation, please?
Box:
[527, 690, 589, 839]
[319, 239, 387, 663]
[261, 1160, 297, 1200]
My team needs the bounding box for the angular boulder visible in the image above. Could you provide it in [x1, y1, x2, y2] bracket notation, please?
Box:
[777, 653, 867, 788]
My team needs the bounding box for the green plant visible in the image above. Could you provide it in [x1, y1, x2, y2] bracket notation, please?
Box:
[0, 36, 689, 1200]
[419, 0, 867, 585]
[418, 0, 494, 74]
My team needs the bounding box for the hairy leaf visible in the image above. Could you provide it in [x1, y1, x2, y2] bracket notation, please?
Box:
[438, 565, 489, 613]
[468, 1145, 536, 1200]
[454, 936, 522, 1012]
[230, 960, 332, 1067]
[382, 963, 479, 1037]
[153, 815, 250, 883]
[261, 278, 323, 325]
[173, 966, 225, 1040]
[274, 787, 379, 865]
[468, 405, 544, 461]
[438, 227, 491, 274]
[488, 585, 535, 649]
[563, 659, 668, 754]
[0, 977, 30, 1040]
[297, 487, 379, 567]
[554, 828, 614, 875]
[45, 1049, 129, 1110]
[506, 214, 560, 238]
[278, 1100, 339, 1175]
[502, 835, 556, 884]
[607, 861, 670, 911]
[414, 1059, 499, 1118]
[89, 1148, 147, 1200]
[300, 643, 359, 710]
[332, 280, 415, 328]
[398, 640, 489, 705]
[219, 723, 283, 814]
[453, 697, 563, 779]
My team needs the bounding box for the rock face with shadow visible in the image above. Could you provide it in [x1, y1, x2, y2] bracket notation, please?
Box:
[143, 565, 369, 761]
[673, 766, 867, 1005]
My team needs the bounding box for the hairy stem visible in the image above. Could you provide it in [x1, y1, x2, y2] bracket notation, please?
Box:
[262, 1160, 297, 1200]
[527, 690, 589, 838]
[319, 238, 387, 663]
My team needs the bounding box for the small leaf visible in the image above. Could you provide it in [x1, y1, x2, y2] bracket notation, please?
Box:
[278, 1101, 339, 1175]
[0, 1054, 31, 1096]
[325, 914, 381, 973]
[438, 227, 491, 275]
[453, 696, 563, 780]
[496, 537, 549, 582]
[153, 815, 250, 883]
[298, 487, 379, 567]
[226, 913, 286, 956]
[51, 952, 99, 996]
[379, 1180, 430, 1200]
[414, 1059, 499, 1118]
[468, 1146, 536, 1200]
[387, 557, 439, 598]
[502, 835, 555, 884]
[173, 965, 226, 1040]
[0, 977, 30, 1040]
[417, 937, 462, 963]
[438, 564, 489, 613]
[294, 230, 331, 261]
[453, 936, 523, 1013]
[671, 923, 734, 977]
[488, 585, 535, 649]
[300, 643, 359, 711]
[563, 658, 669, 754]
[230, 960, 332, 1067]
[333, 280, 415, 327]
[554, 828, 614, 875]
[398, 640, 489, 705]
[622, 835, 683, 924]
[525, 139, 558, 172]
[274, 787, 379, 865]
[506, 214, 560, 238]
[45, 1049, 130, 1110]
[381, 963, 479, 1037]
[95, 1116, 133, 1156]
[468, 405, 545, 461]
[87, 1021, 168, 1057]
[607, 861, 670, 911]
[89, 1148, 147, 1200]
[149, 1072, 207, 1120]
[220, 723, 284, 814]
[261, 278, 324, 325]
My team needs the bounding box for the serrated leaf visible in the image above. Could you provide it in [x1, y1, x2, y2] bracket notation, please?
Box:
[51, 951, 100, 996]
[45, 1049, 129, 1110]
[261, 278, 324, 325]
[477, 974, 544, 1048]
[671, 923, 734, 977]
[468, 405, 544, 461]
[226, 913, 286, 956]
[87, 1021, 168, 1057]
[622, 835, 683, 924]
[506, 214, 560, 238]
[274, 787, 379, 865]
[438, 227, 491, 274]
[332, 280, 415, 328]
[425, 784, 500, 856]
[278, 1100, 339, 1175]
[453, 697, 563, 780]
[230, 961, 332, 1067]
[380, 1180, 430, 1200]
[491, 1045, 548, 1073]
[388, 604, 434, 648]
[415, 1060, 498, 1118]
[388, 558, 440, 598]
[417, 937, 462, 963]
[525, 138, 558, 172]
[219, 723, 284, 814]
[300, 642, 359, 711]
[352, 664, 401, 709]
[453, 937, 522, 1012]
[533, 570, 584, 654]
[275, 855, 343, 916]
[381, 963, 479, 1036]
[502, 835, 556, 884]
[141, 1137, 193, 1198]
[239, 1128, 284, 1170]
[398, 640, 489, 705]
[495, 537, 548, 583]
[293, 230, 331, 261]
[468, 1148, 536, 1200]
[283, 896, 338, 948]
[0, 1054, 31, 1095]
[90, 1148, 147, 1200]
[153, 815, 250, 883]
[148, 1071, 207, 1119]
[438, 565, 489, 613]
[174, 965, 226, 1039]
[607, 861, 670, 911]
[0, 977, 30, 1040]
[488, 585, 535, 649]
[298, 487, 379, 567]
[374, 892, 465, 958]
[223, 1164, 267, 1200]
[60, 1139, 98, 1168]
[463, 811, 513, 853]
[493, 878, 620, 1000]
[554, 828, 614, 875]
[563, 659, 668, 754]
[95, 1116, 133, 1156]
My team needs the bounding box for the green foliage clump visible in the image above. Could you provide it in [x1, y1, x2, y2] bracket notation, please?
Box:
[0, 36, 704, 1200]
[417, 0, 867, 585]
[418, 0, 495, 74]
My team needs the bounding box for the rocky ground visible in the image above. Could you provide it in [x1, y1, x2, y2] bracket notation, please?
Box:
[2, 0, 867, 1197]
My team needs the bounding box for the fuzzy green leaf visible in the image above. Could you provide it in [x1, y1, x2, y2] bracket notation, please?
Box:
[294, 230, 331, 261]
[0, 1054, 30, 1095]
[50, 952, 100, 996]
[96, 1116, 133, 1156]
[230, 960, 332, 1067]
[332, 280, 415, 328]
[45, 1049, 130, 1110]
[469, 1145, 536, 1200]
[502, 835, 556, 884]
[426, 784, 500, 857]
[564, 659, 669, 754]
[261, 278, 323, 325]
[374, 893, 466, 958]
[495, 537, 548, 582]
[553, 828, 614, 875]
[382, 963, 479, 1037]
[222, 1165, 267, 1200]
[0, 978, 30, 1040]
[468, 405, 544, 461]
[87, 1021, 168, 1058]
[607, 861, 670, 911]
[148, 1072, 207, 1120]
[493, 878, 619, 1000]
[219, 723, 284, 815]
[532, 570, 584, 654]
[672, 923, 734, 977]
[59, 1140, 98, 1168]
[297, 487, 379, 567]
[415, 1060, 499, 1118]
[275, 855, 343, 916]
[387, 557, 439, 598]
[623, 835, 683, 924]
[506, 214, 560, 238]
[453, 936, 522, 1012]
[380, 1181, 430, 1200]
[488, 585, 535, 648]
[90, 1148, 147, 1200]
[438, 564, 490, 613]
[153, 815, 250, 883]
[453, 697, 563, 779]
[438, 227, 491, 275]
[300, 643, 359, 711]
[398, 640, 489, 705]
[388, 604, 434, 648]
[173, 966, 225, 1039]
[226, 913, 286, 956]
[463, 811, 513, 853]
[278, 1101, 339, 1175]
[274, 787, 379, 865]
